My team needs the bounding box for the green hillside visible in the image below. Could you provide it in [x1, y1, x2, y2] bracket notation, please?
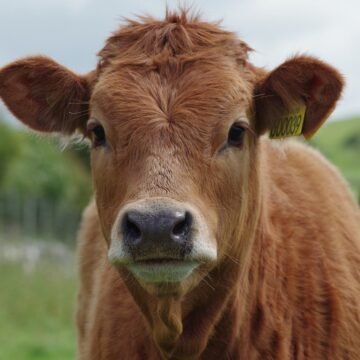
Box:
[310, 116, 360, 201]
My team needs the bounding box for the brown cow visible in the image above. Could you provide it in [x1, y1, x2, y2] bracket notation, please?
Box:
[1, 9, 360, 360]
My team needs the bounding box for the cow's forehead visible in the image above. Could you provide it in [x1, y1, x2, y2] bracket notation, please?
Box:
[89, 12, 255, 130]
[91, 59, 252, 130]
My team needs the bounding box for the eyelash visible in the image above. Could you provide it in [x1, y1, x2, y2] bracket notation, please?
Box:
[87, 121, 106, 148]
[227, 123, 246, 147]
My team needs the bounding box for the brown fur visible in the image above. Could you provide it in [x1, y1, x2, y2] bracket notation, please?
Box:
[1, 9, 359, 360]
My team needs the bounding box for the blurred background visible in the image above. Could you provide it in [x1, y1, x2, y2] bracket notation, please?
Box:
[0, 0, 359, 359]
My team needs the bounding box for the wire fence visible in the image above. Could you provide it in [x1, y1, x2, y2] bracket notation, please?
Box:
[0, 192, 82, 245]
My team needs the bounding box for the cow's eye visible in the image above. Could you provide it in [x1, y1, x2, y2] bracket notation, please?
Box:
[87, 121, 106, 148]
[92, 125, 106, 147]
[227, 123, 246, 146]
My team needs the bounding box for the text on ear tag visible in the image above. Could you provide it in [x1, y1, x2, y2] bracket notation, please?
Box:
[269, 104, 306, 139]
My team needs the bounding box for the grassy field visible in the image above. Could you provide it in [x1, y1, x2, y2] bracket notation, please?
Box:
[0, 258, 76, 360]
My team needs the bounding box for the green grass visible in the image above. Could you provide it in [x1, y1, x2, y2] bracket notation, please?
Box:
[0, 259, 76, 360]
[311, 116, 360, 200]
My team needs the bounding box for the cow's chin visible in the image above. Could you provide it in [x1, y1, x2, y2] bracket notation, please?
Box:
[120, 264, 206, 299]
[137, 278, 193, 298]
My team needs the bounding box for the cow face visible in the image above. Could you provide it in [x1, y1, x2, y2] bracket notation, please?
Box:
[88, 54, 257, 296]
[0, 15, 343, 298]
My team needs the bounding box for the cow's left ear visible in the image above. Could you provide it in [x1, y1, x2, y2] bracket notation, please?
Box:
[254, 56, 344, 138]
[0, 56, 92, 134]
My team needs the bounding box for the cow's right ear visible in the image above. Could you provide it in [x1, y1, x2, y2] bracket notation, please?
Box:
[0, 56, 91, 134]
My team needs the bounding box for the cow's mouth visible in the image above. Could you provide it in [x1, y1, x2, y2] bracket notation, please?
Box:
[126, 259, 199, 283]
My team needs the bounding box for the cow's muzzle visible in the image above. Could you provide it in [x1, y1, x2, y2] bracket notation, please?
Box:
[109, 198, 217, 283]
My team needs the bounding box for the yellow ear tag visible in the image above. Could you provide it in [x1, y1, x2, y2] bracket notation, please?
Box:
[269, 104, 306, 139]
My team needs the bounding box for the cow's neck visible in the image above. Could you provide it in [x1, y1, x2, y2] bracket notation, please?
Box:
[124, 259, 253, 359]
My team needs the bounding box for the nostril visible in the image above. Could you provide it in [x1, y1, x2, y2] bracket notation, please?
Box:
[171, 211, 192, 239]
[123, 214, 141, 243]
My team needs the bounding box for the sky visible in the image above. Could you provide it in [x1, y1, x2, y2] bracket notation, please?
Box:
[0, 0, 359, 120]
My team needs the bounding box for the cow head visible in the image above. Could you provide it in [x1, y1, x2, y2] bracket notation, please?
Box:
[0, 10, 343, 356]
